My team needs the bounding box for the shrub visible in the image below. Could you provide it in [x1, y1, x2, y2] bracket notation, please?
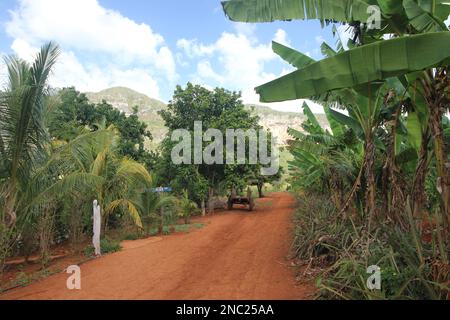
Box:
[84, 238, 122, 257]
[293, 193, 449, 300]
[121, 233, 140, 241]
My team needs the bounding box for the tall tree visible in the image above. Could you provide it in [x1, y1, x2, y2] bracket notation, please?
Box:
[0, 42, 60, 228]
[158, 83, 264, 209]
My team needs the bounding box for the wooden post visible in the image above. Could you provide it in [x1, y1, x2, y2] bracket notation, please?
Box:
[93, 200, 101, 256]
[201, 199, 206, 216]
[208, 187, 214, 215]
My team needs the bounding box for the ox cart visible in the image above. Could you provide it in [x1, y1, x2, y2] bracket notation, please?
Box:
[227, 188, 255, 212]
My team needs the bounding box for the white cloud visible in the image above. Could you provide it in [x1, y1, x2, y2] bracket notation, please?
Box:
[197, 60, 224, 83]
[176, 39, 215, 58]
[5, 0, 177, 98]
[179, 30, 277, 91]
[178, 28, 324, 113]
[10, 39, 161, 99]
[233, 23, 258, 38]
[273, 29, 290, 46]
[7, 0, 176, 80]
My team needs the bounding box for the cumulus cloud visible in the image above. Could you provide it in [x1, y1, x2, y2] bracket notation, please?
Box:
[5, 0, 177, 98]
[179, 30, 276, 90]
[9, 39, 161, 98]
[273, 29, 291, 46]
[177, 28, 323, 113]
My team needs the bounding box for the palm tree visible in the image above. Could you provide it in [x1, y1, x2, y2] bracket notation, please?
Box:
[0, 42, 60, 228]
[32, 127, 152, 233]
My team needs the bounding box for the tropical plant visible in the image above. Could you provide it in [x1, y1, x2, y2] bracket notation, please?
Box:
[0, 42, 60, 229]
[38, 127, 152, 232]
[178, 190, 198, 224]
[223, 0, 450, 227]
[0, 42, 60, 271]
[222, 0, 450, 300]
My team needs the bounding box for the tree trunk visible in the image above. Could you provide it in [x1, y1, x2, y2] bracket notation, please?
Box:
[412, 128, 431, 219]
[257, 182, 264, 198]
[339, 161, 364, 217]
[382, 108, 406, 222]
[365, 134, 376, 226]
[39, 204, 55, 268]
[3, 184, 17, 228]
[429, 103, 449, 231]
[421, 67, 449, 234]
[158, 205, 164, 235]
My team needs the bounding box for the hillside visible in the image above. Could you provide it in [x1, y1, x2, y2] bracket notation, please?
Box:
[84, 87, 328, 148]
[245, 104, 329, 146]
[85, 87, 168, 147]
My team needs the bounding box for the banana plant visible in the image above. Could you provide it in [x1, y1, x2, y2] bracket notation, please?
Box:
[273, 40, 387, 217]
[288, 103, 362, 209]
[223, 0, 450, 227]
[255, 32, 450, 102]
[222, 0, 449, 34]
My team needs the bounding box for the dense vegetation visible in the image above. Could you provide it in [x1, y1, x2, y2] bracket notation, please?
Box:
[222, 0, 449, 299]
[0, 48, 281, 285]
[0, 44, 159, 270]
[0, 0, 448, 301]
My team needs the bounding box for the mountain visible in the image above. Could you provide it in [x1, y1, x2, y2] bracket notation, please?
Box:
[85, 87, 166, 115]
[245, 104, 329, 146]
[84, 87, 328, 148]
[85, 87, 168, 147]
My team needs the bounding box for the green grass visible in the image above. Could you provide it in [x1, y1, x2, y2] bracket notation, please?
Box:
[84, 238, 122, 257]
[147, 223, 205, 236]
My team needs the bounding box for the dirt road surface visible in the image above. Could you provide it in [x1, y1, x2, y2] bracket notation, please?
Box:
[0, 192, 314, 300]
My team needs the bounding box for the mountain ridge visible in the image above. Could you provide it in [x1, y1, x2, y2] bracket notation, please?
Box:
[84, 87, 328, 147]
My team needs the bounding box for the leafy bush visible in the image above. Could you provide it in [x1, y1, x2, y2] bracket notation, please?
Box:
[84, 238, 122, 257]
[293, 193, 449, 300]
[121, 232, 143, 241]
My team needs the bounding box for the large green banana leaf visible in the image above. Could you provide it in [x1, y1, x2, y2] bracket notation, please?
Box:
[403, 0, 449, 32]
[272, 41, 315, 69]
[255, 32, 450, 102]
[301, 102, 325, 135]
[324, 106, 346, 136]
[221, 0, 377, 23]
[321, 42, 338, 58]
[406, 111, 423, 151]
[222, 0, 449, 38]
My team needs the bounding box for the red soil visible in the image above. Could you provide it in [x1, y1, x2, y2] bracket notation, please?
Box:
[0, 192, 315, 300]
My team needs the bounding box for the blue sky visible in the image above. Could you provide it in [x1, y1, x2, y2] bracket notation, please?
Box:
[0, 0, 340, 112]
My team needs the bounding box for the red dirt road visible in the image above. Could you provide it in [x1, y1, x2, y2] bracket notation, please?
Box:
[0, 192, 313, 300]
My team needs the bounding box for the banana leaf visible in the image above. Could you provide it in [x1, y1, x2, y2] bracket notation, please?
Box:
[272, 41, 315, 69]
[221, 0, 377, 23]
[324, 106, 346, 136]
[255, 32, 450, 102]
[403, 0, 449, 32]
